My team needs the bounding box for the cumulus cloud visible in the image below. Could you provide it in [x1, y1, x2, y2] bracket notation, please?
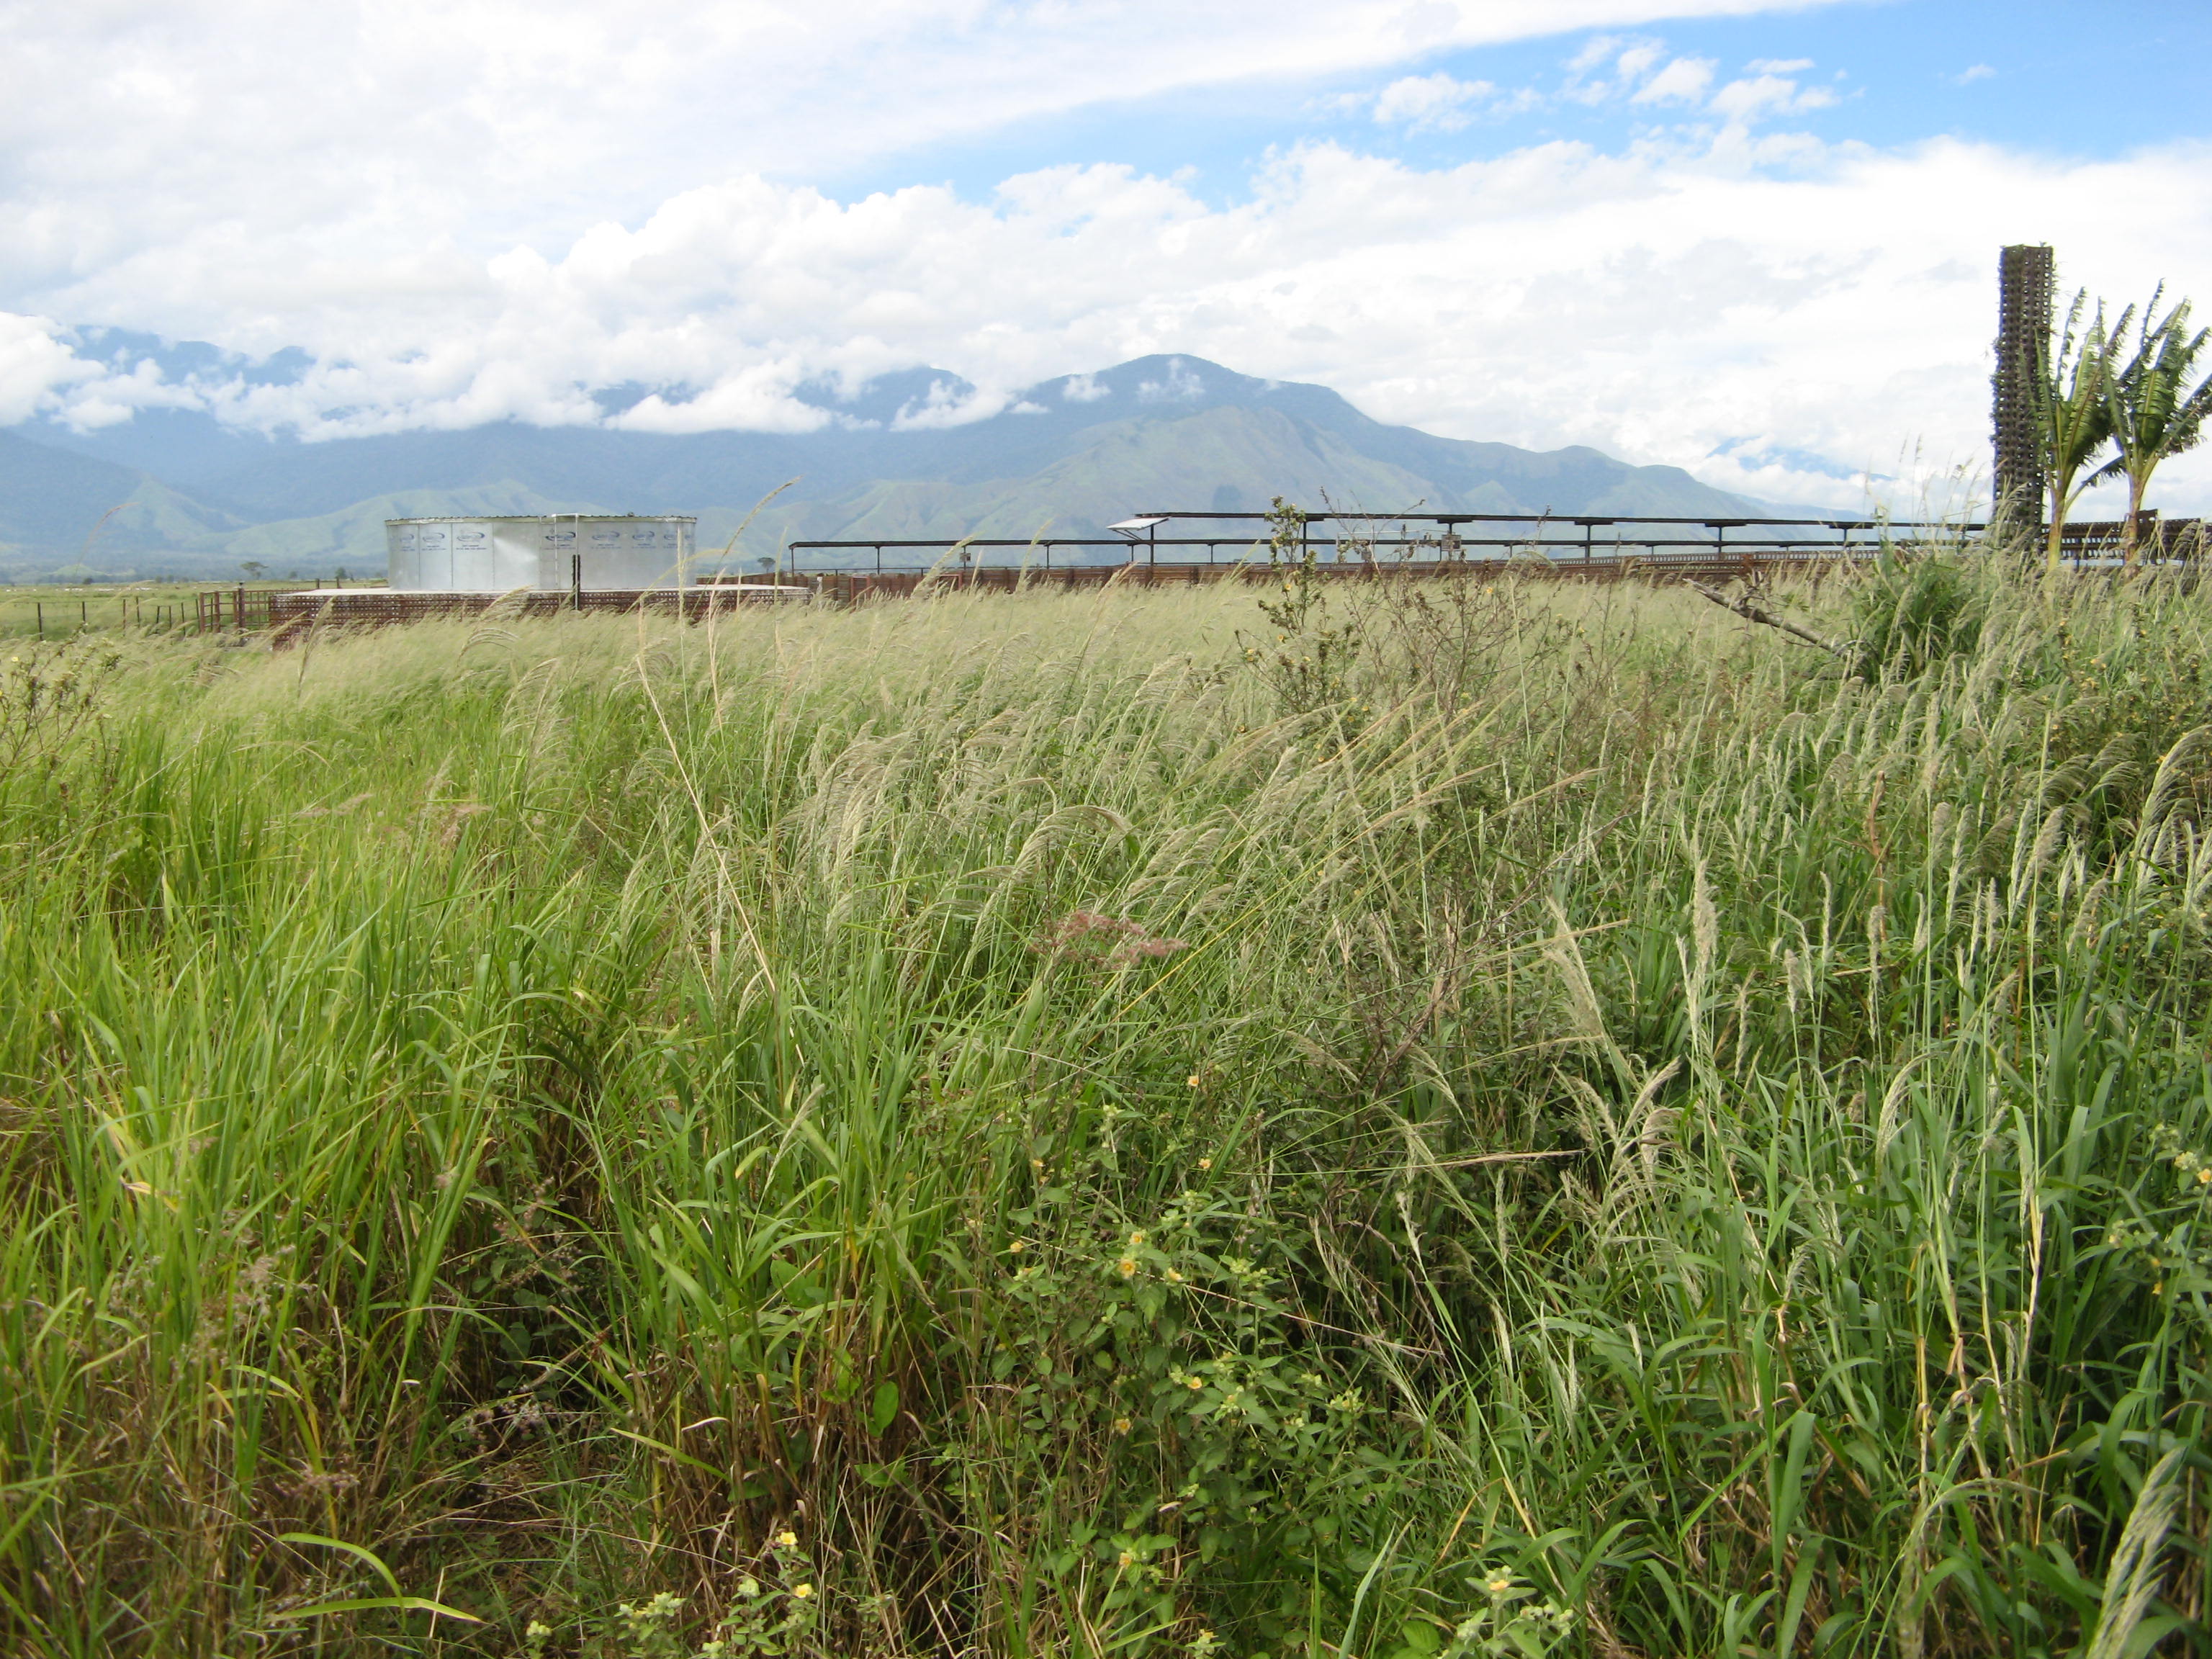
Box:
[0, 315, 100, 425]
[0, 0, 1804, 342]
[1563, 35, 1690, 104]
[1953, 63, 1997, 85]
[1368, 72, 1501, 132]
[1138, 360, 1208, 402]
[888, 377, 1010, 431]
[1552, 37, 1838, 129]
[1709, 71, 1837, 122]
[1630, 55, 1719, 104]
[9, 126, 2209, 514]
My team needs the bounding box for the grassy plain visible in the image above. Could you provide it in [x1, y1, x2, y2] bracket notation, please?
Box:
[1, 560, 2208, 1658]
[0, 580, 375, 642]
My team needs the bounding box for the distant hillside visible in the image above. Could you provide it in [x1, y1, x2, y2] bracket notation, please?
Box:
[0, 429, 243, 575]
[4, 354, 1776, 578]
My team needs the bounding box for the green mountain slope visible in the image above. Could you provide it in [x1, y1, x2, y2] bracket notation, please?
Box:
[739, 406, 1452, 553]
[171, 482, 608, 576]
[0, 431, 240, 577]
[4, 354, 1789, 577]
[723, 401, 1755, 567]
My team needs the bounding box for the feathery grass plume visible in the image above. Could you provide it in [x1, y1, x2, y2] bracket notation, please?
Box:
[1847, 541, 1984, 679]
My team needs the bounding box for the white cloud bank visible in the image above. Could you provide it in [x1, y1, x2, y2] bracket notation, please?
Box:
[0, 0, 1810, 328]
[0, 4, 2208, 512]
[14, 129, 2211, 512]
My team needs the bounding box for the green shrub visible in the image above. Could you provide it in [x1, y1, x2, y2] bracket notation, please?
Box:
[1847, 546, 1985, 678]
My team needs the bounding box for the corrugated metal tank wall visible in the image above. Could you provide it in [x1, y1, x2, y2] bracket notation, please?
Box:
[386, 517, 696, 591]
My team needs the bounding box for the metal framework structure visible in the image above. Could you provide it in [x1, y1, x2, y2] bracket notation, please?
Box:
[1994, 243, 2056, 524]
[188, 513, 2203, 637]
[781, 509, 1985, 578]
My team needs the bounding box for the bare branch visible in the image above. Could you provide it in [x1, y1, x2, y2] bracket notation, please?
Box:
[1685, 579, 1845, 656]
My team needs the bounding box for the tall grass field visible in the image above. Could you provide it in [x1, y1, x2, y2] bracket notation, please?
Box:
[1, 554, 2207, 1657]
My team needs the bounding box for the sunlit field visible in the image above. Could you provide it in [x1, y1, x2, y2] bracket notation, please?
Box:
[0, 579, 379, 642]
[2, 555, 2207, 1658]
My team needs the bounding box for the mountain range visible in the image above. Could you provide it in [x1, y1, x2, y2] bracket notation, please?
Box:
[0, 351, 1793, 580]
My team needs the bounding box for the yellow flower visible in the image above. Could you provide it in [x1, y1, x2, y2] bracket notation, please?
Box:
[2198, 1167, 2210, 1185]
[1118, 1550, 1138, 1569]
[1197, 1157, 1213, 1171]
[1187, 1374, 1205, 1390]
[1112, 1416, 1132, 1434]
[1008, 1238, 1027, 1253]
[1485, 1572, 1514, 1596]
[1128, 1231, 1146, 1247]
[791, 1583, 814, 1600]
[775, 1529, 798, 1548]
[1165, 1268, 1184, 1284]
[1187, 1074, 1202, 1088]
[1030, 1158, 1045, 1173]
[1117, 1256, 1138, 1278]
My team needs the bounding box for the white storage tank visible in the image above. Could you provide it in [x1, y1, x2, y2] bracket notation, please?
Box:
[385, 515, 697, 592]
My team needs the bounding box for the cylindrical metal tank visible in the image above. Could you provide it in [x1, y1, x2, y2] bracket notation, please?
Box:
[385, 516, 697, 592]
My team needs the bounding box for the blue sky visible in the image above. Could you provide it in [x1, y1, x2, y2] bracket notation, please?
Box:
[832, 1, 2212, 207]
[1, 0, 2208, 509]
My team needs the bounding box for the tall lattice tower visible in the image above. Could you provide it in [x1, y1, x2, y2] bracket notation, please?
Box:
[1992, 243, 2055, 526]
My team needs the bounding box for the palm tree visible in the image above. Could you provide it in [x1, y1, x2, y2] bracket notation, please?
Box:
[2103, 286, 2212, 565]
[2032, 290, 2118, 571]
